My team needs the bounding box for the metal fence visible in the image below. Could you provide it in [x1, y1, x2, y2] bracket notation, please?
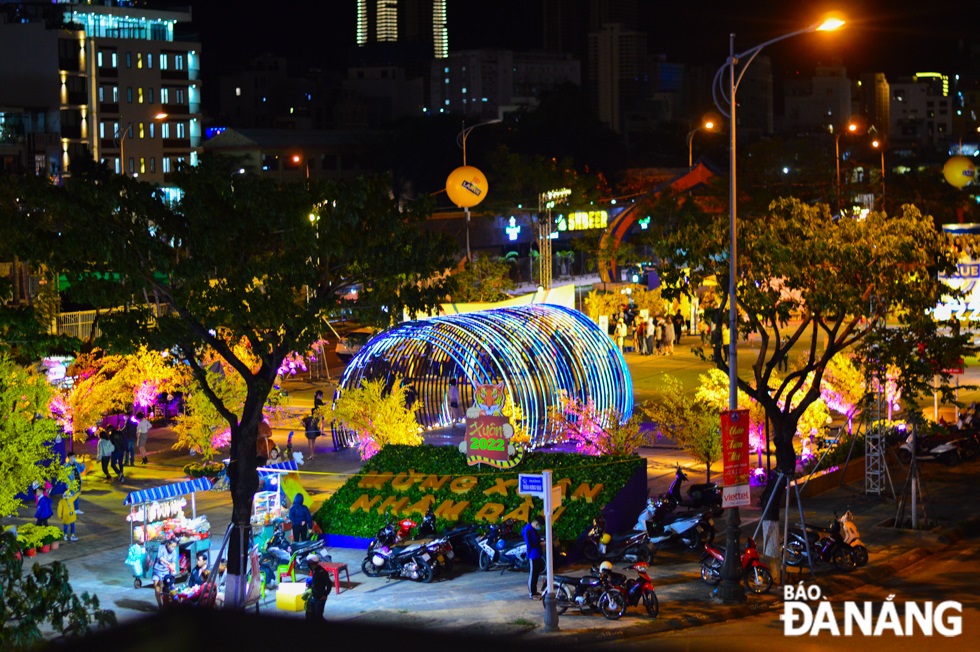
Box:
[56, 304, 171, 341]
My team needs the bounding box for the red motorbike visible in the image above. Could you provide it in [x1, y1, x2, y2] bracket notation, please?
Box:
[612, 562, 660, 617]
[699, 536, 773, 594]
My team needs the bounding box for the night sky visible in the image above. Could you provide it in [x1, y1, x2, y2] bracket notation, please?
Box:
[162, 0, 974, 102]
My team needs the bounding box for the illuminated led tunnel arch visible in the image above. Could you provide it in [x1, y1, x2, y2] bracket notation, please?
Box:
[339, 304, 633, 447]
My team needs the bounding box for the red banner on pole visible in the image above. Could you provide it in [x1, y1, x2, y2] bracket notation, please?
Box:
[721, 409, 751, 507]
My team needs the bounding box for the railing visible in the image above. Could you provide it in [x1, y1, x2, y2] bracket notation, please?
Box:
[56, 303, 171, 340]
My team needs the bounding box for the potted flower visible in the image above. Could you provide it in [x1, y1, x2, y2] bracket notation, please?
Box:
[41, 526, 63, 551]
[182, 460, 226, 479]
[16, 524, 44, 556]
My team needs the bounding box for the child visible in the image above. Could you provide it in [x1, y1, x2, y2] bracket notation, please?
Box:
[34, 488, 53, 526]
[58, 490, 78, 541]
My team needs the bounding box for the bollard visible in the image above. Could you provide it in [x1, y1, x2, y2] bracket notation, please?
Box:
[543, 591, 560, 632]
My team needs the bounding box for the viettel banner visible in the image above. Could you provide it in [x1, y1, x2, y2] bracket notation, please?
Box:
[721, 409, 750, 508]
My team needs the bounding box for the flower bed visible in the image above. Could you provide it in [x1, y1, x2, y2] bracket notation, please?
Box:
[313, 444, 647, 543]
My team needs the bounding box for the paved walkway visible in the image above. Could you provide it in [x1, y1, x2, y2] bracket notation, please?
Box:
[8, 336, 980, 643]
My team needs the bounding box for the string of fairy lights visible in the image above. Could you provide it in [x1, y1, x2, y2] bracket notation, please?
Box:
[338, 305, 633, 448]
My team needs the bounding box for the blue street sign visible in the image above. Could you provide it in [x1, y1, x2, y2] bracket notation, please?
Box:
[518, 473, 545, 497]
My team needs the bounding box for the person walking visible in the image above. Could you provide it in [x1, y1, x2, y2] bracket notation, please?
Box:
[57, 490, 78, 541]
[122, 414, 137, 466]
[635, 316, 647, 355]
[136, 411, 152, 465]
[34, 488, 53, 526]
[305, 553, 331, 621]
[446, 378, 464, 427]
[108, 425, 125, 481]
[522, 515, 546, 599]
[673, 310, 685, 342]
[288, 494, 313, 543]
[663, 314, 675, 355]
[97, 430, 115, 480]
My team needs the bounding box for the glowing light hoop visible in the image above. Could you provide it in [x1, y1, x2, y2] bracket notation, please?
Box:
[339, 305, 633, 447]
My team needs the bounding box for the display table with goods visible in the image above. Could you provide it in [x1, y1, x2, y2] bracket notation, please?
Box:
[123, 478, 212, 588]
[253, 460, 304, 549]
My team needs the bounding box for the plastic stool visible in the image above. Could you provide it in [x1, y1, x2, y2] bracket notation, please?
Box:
[320, 562, 349, 594]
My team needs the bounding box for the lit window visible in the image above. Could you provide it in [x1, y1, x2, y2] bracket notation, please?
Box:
[127, 87, 133, 103]
[160, 88, 169, 104]
[112, 86, 118, 102]
[462, 87, 467, 93]
[139, 158, 146, 174]
[161, 123, 170, 138]
[148, 88, 154, 104]
[147, 53, 153, 69]
[137, 52, 143, 69]
[97, 51, 103, 67]
[160, 53, 168, 70]
[139, 123, 145, 138]
[111, 51, 118, 68]
[149, 123, 155, 139]
[138, 87, 144, 104]
[126, 52, 131, 68]
[174, 54, 184, 71]
[235, 87, 241, 97]
[163, 157, 171, 173]
[98, 86, 105, 102]
[99, 122, 105, 138]
[176, 122, 186, 139]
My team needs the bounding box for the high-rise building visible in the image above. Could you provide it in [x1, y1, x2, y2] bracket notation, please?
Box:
[890, 72, 953, 154]
[356, 0, 448, 60]
[856, 73, 890, 138]
[0, 0, 201, 186]
[588, 22, 648, 134]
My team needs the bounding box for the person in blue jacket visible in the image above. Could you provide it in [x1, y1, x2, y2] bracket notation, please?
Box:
[34, 488, 53, 526]
[522, 515, 546, 599]
[289, 494, 313, 543]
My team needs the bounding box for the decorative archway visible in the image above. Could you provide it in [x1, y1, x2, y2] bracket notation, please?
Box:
[599, 161, 717, 282]
[339, 304, 632, 447]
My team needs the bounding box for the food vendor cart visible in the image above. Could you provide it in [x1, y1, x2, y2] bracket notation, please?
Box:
[124, 478, 213, 587]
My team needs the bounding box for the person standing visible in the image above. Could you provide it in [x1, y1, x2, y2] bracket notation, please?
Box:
[34, 488, 53, 526]
[122, 415, 137, 466]
[65, 453, 85, 514]
[136, 412, 152, 465]
[645, 315, 655, 356]
[674, 310, 685, 342]
[108, 425, 125, 481]
[57, 490, 78, 541]
[97, 430, 115, 480]
[305, 553, 331, 621]
[522, 515, 545, 599]
[635, 316, 647, 355]
[288, 494, 313, 543]
[614, 319, 628, 354]
[664, 315, 675, 355]
[153, 538, 179, 607]
[446, 378, 464, 427]
[721, 324, 731, 363]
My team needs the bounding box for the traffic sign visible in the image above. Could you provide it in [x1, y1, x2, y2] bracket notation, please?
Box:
[518, 473, 545, 497]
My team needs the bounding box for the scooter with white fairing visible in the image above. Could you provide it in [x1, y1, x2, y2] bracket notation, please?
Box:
[635, 496, 715, 551]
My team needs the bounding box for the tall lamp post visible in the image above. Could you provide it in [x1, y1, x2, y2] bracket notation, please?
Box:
[455, 119, 501, 260]
[114, 112, 167, 176]
[871, 138, 886, 212]
[687, 117, 718, 167]
[711, 15, 844, 604]
[835, 117, 865, 215]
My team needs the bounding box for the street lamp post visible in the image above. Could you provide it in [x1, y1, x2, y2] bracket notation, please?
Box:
[872, 139, 886, 212]
[835, 118, 864, 215]
[711, 15, 843, 605]
[114, 112, 168, 176]
[687, 118, 718, 167]
[456, 119, 501, 260]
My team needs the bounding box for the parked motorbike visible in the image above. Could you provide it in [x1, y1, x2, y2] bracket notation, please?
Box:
[897, 431, 962, 466]
[635, 497, 715, 550]
[581, 516, 653, 564]
[361, 521, 438, 583]
[476, 522, 529, 571]
[441, 523, 484, 566]
[665, 465, 723, 516]
[587, 562, 659, 617]
[784, 513, 857, 572]
[546, 561, 628, 620]
[839, 510, 868, 567]
[700, 536, 773, 593]
[259, 520, 327, 586]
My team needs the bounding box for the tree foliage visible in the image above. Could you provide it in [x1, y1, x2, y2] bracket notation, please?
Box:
[548, 390, 644, 456]
[0, 530, 116, 649]
[1, 157, 457, 595]
[642, 374, 721, 481]
[451, 253, 515, 303]
[0, 355, 66, 517]
[646, 196, 971, 484]
[331, 377, 423, 460]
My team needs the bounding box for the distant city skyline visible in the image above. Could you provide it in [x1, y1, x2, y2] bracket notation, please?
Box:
[177, 0, 974, 78]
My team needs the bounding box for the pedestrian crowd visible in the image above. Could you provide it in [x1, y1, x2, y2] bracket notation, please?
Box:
[613, 307, 689, 356]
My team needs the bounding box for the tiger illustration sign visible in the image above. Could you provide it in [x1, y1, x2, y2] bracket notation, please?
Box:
[460, 383, 524, 468]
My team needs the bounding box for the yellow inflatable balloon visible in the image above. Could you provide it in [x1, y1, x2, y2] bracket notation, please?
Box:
[943, 156, 976, 189]
[446, 165, 488, 208]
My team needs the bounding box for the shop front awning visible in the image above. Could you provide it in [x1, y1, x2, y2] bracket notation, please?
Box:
[123, 477, 213, 506]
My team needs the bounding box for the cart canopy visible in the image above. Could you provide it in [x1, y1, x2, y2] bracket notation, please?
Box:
[123, 477, 213, 506]
[258, 461, 298, 474]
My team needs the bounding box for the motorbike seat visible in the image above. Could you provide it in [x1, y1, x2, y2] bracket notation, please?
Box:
[608, 531, 640, 544]
[554, 574, 596, 585]
[687, 482, 718, 493]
